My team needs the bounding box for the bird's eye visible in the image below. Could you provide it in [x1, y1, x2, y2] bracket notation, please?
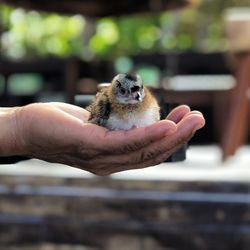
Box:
[131, 86, 140, 92]
[120, 87, 126, 95]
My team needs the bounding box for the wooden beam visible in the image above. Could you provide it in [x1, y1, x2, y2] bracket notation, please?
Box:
[221, 54, 250, 160]
[1, 0, 195, 17]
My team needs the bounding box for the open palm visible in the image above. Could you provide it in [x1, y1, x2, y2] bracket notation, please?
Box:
[15, 102, 205, 175]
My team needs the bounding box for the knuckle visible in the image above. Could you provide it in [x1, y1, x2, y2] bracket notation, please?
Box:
[118, 139, 149, 154]
[139, 147, 164, 162]
[156, 154, 169, 164]
[140, 150, 155, 162]
[120, 143, 140, 153]
[77, 145, 100, 160]
[121, 144, 136, 153]
[147, 153, 169, 166]
[152, 157, 163, 165]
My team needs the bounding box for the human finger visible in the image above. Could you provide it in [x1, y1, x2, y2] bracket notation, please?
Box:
[49, 102, 90, 122]
[166, 105, 191, 123]
[98, 119, 177, 154]
[89, 112, 205, 174]
[137, 112, 205, 165]
[115, 113, 205, 173]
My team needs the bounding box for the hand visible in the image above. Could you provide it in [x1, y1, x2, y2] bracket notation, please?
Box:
[12, 102, 205, 175]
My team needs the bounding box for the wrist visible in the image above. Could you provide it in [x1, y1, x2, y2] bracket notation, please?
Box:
[0, 107, 26, 156]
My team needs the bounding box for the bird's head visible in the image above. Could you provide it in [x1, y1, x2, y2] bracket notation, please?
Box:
[111, 73, 145, 104]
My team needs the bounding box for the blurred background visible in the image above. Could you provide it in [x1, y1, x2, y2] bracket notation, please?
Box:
[0, 0, 250, 249]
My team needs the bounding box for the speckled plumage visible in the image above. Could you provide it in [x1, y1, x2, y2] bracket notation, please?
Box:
[87, 74, 160, 130]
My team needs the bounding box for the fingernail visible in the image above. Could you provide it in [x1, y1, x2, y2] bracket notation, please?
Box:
[191, 110, 203, 115]
[195, 122, 205, 131]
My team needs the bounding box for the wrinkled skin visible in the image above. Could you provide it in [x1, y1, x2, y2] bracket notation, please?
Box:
[6, 102, 205, 176]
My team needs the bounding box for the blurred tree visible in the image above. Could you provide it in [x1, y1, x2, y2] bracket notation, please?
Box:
[0, 0, 249, 60]
[89, 16, 161, 58]
[0, 5, 85, 59]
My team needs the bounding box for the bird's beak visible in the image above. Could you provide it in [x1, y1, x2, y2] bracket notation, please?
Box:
[132, 92, 142, 102]
[137, 92, 143, 102]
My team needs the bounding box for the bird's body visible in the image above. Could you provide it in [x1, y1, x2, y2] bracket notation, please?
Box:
[87, 74, 160, 130]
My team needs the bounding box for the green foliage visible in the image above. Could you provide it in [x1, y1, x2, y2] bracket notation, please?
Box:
[0, 0, 249, 60]
[89, 16, 160, 58]
[90, 18, 119, 56]
[0, 5, 85, 58]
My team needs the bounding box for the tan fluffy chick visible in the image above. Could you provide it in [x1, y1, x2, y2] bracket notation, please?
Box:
[87, 73, 160, 130]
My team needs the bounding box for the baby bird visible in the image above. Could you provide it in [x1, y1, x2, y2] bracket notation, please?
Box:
[87, 73, 160, 130]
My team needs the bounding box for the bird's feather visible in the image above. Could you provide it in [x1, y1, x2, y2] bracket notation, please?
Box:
[87, 74, 160, 130]
[87, 89, 111, 127]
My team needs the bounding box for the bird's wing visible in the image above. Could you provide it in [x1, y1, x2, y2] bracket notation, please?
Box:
[87, 90, 111, 127]
[85, 90, 104, 112]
